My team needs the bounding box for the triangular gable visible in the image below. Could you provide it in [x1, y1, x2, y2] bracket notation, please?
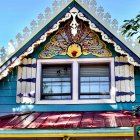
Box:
[0, 0, 140, 80]
[39, 19, 112, 58]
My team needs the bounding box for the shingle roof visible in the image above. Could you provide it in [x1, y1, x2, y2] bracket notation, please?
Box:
[0, 111, 139, 129]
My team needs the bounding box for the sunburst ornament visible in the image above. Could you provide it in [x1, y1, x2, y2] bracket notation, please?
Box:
[39, 20, 112, 58]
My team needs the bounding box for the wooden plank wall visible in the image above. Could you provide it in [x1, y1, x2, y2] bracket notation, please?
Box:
[0, 45, 139, 116]
[0, 65, 140, 116]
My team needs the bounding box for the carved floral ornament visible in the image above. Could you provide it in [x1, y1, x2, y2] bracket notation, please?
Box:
[0, 7, 140, 80]
[39, 20, 112, 58]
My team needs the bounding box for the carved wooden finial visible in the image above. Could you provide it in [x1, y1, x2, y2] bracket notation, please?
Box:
[70, 7, 79, 36]
[97, 6, 104, 18]
[111, 19, 118, 30]
[30, 20, 37, 34]
[38, 13, 45, 28]
[0, 46, 7, 62]
[104, 12, 111, 24]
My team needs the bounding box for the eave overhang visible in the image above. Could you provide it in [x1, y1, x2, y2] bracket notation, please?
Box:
[0, 128, 133, 138]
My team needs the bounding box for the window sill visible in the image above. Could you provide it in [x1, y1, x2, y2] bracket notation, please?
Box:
[36, 99, 116, 104]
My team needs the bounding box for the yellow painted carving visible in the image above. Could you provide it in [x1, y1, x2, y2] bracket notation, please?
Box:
[39, 21, 112, 58]
[67, 44, 82, 58]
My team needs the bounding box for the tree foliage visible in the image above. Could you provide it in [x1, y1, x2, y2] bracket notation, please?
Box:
[122, 13, 140, 43]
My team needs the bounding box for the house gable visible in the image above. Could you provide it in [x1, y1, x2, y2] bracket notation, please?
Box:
[10, 5, 136, 105]
[0, 0, 139, 105]
[1, 2, 140, 139]
[0, 1, 140, 81]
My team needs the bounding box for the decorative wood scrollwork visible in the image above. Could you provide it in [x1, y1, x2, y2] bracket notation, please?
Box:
[39, 21, 112, 58]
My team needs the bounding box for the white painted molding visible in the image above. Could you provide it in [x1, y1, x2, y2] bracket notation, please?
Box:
[70, 7, 79, 36]
[36, 58, 116, 104]
[16, 58, 37, 104]
[115, 56, 135, 102]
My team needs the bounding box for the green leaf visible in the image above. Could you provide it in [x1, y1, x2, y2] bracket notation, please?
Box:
[125, 25, 132, 30]
[122, 13, 140, 44]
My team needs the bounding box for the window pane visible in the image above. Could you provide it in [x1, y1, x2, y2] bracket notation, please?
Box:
[80, 63, 110, 99]
[90, 82, 100, 93]
[62, 82, 71, 93]
[90, 77, 100, 81]
[100, 77, 109, 81]
[100, 82, 110, 93]
[42, 64, 72, 100]
[81, 82, 90, 93]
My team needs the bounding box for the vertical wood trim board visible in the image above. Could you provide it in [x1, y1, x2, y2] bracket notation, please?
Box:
[16, 58, 36, 104]
[115, 56, 135, 102]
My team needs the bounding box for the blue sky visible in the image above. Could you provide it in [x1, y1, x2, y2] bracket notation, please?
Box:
[0, 0, 139, 48]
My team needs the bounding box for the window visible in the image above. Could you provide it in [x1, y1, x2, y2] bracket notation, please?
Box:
[42, 64, 72, 100]
[79, 63, 110, 99]
[36, 58, 115, 104]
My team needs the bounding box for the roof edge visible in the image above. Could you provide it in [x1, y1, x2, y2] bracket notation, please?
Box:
[0, 128, 133, 137]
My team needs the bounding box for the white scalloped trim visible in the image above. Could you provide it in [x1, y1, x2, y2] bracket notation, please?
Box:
[1, 0, 140, 68]
[0, 11, 72, 80]
[77, 11, 140, 67]
[0, 7, 140, 80]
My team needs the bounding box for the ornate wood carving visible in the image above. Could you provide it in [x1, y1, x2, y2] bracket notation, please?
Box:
[39, 21, 112, 58]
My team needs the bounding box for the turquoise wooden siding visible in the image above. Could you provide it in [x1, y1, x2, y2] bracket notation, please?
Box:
[0, 43, 140, 116]
[0, 66, 140, 116]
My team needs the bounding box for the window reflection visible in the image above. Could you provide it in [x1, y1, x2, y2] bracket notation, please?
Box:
[42, 64, 72, 100]
[80, 64, 110, 99]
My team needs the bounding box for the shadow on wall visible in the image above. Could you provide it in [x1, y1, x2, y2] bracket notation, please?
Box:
[12, 105, 34, 113]
[11, 103, 126, 114]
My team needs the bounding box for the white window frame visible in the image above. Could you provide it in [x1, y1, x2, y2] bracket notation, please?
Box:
[36, 58, 116, 104]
